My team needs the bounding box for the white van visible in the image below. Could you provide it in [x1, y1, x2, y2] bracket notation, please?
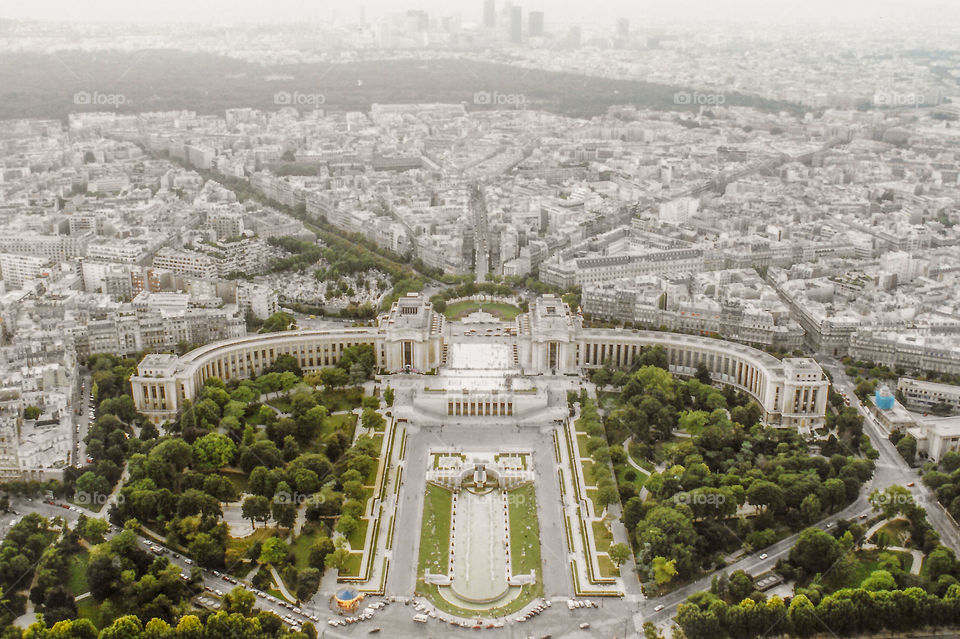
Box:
[413, 614, 429, 623]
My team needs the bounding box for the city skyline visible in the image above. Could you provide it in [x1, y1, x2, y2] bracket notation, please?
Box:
[1, 4, 960, 639]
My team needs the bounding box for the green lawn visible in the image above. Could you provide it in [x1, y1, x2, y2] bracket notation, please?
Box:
[832, 549, 914, 590]
[417, 581, 543, 618]
[598, 554, 620, 578]
[873, 519, 911, 547]
[67, 551, 90, 595]
[291, 526, 325, 570]
[581, 460, 596, 487]
[267, 397, 293, 413]
[577, 434, 592, 458]
[69, 496, 105, 513]
[627, 450, 655, 472]
[227, 527, 278, 558]
[318, 388, 364, 412]
[442, 300, 521, 321]
[339, 552, 363, 577]
[417, 484, 453, 576]
[347, 517, 369, 550]
[508, 484, 541, 576]
[323, 412, 358, 439]
[592, 521, 613, 552]
[368, 433, 384, 456]
[615, 463, 646, 494]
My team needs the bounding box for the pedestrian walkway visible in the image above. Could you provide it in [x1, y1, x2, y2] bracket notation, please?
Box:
[860, 516, 924, 575]
[270, 564, 297, 602]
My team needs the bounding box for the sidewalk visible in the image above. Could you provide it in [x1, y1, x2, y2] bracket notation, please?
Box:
[270, 564, 298, 602]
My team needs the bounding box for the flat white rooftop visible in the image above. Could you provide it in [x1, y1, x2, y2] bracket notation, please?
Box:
[446, 343, 516, 371]
[436, 342, 530, 392]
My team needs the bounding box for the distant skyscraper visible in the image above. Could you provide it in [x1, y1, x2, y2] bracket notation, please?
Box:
[617, 17, 630, 38]
[566, 25, 581, 48]
[528, 11, 544, 38]
[406, 9, 428, 32]
[483, 0, 496, 28]
[509, 5, 522, 44]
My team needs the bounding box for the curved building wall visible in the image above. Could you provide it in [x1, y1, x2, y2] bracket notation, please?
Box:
[132, 295, 827, 431]
[132, 328, 384, 423]
[574, 329, 828, 429]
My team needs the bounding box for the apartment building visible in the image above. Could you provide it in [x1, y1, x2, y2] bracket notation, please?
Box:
[898, 377, 960, 413]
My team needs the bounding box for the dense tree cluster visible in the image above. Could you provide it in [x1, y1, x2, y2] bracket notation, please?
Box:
[923, 451, 960, 521]
[85, 528, 199, 625]
[18, 602, 313, 639]
[571, 391, 620, 509]
[103, 355, 379, 604]
[677, 583, 960, 639]
[682, 500, 960, 639]
[62, 354, 156, 505]
[607, 364, 873, 588]
[0, 513, 55, 626]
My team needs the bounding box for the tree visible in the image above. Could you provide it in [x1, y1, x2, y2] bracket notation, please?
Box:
[339, 344, 375, 378]
[800, 494, 821, 524]
[223, 586, 255, 615]
[789, 528, 841, 577]
[191, 432, 237, 471]
[241, 496, 271, 528]
[268, 354, 302, 377]
[643, 622, 665, 639]
[383, 386, 394, 407]
[787, 594, 819, 637]
[870, 485, 919, 520]
[861, 569, 896, 591]
[342, 480, 364, 500]
[609, 543, 631, 567]
[360, 408, 384, 431]
[307, 537, 335, 569]
[98, 615, 144, 639]
[74, 471, 110, 503]
[896, 435, 917, 464]
[259, 537, 288, 565]
[746, 480, 785, 513]
[23, 405, 41, 420]
[325, 547, 350, 571]
[335, 514, 359, 539]
[319, 368, 349, 389]
[652, 556, 678, 585]
[728, 570, 754, 604]
[296, 567, 321, 601]
[925, 546, 957, 580]
[596, 480, 620, 508]
[694, 361, 712, 385]
[81, 518, 109, 544]
[347, 363, 367, 387]
[819, 478, 847, 513]
[271, 495, 296, 530]
[260, 312, 294, 333]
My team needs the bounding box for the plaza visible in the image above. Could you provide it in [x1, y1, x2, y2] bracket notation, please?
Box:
[127, 292, 832, 627]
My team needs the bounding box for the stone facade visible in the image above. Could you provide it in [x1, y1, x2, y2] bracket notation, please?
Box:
[133, 293, 829, 430]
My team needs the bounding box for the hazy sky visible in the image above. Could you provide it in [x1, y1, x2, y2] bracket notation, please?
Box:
[3, 0, 959, 27]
